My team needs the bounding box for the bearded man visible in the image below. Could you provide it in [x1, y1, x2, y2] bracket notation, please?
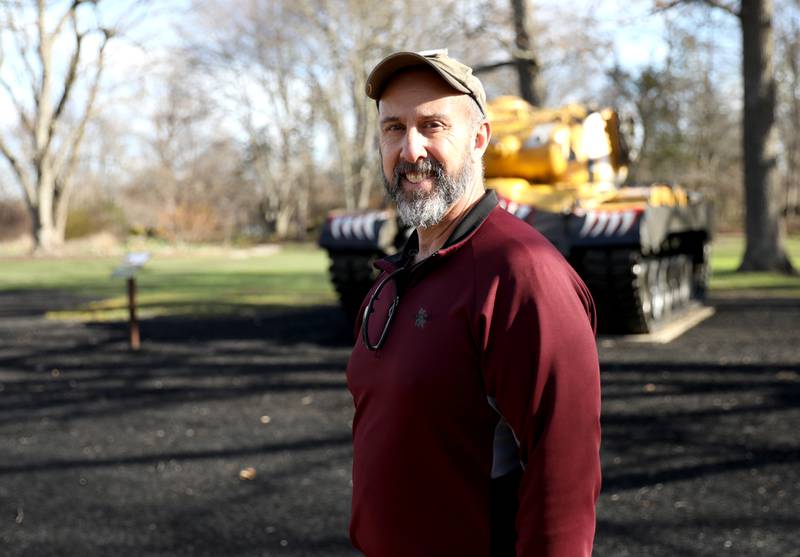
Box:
[346, 49, 601, 557]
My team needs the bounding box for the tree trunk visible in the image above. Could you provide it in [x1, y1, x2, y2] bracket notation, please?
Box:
[275, 205, 294, 239]
[510, 0, 541, 106]
[31, 204, 61, 253]
[55, 183, 71, 243]
[29, 171, 65, 253]
[738, 0, 795, 273]
[786, 23, 800, 216]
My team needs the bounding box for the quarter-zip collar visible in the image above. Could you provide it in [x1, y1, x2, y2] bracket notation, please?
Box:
[379, 190, 498, 273]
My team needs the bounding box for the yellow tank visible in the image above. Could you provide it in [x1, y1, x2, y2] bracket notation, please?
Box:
[320, 95, 713, 335]
[484, 96, 631, 213]
[476, 96, 713, 334]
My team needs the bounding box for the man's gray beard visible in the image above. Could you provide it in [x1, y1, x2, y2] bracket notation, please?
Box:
[383, 156, 474, 229]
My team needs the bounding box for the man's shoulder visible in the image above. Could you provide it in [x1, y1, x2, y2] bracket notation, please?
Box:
[469, 207, 595, 326]
[472, 206, 566, 266]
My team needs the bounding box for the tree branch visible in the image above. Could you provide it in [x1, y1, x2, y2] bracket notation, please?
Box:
[46, 11, 84, 155]
[0, 78, 34, 134]
[3, 8, 40, 110]
[18, 41, 41, 107]
[50, 0, 81, 40]
[653, 0, 741, 18]
[0, 37, 34, 134]
[0, 137, 36, 204]
[35, 0, 54, 155]
[696, 0, 740, 17]
[54, 31, 108, 180]
[473, 60, 516, 74]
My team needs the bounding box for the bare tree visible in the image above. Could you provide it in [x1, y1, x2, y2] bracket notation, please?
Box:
[116, 55, 256, 243]
[188, 0, 319, 238]
[297, 0, 408, 211]
[300, 0, 612, 207]
[658, 0, 795, 272]
[0, 0, 144, 253]
[738, 0, 794, 271]
[775, 0, 800, 219]
[470, 1, 613, 106]
[185, 0, 615, 235]
[509, 0, 542, 105]
[189, 0, 485, 225]
[296, 0, 490, 210]
[473, 0, 543, 105]
[607, 19, 743, 225]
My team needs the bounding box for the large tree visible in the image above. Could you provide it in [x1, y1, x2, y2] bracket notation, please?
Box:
[660, 0, 795, 272]
[0, 0, 133, 252]
[471, 0, 612, 107]
[775, 0, 800, 219]
[738, 0, 794, 271]
[473, 0, 543, 105]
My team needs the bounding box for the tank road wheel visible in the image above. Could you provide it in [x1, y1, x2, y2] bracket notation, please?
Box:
[691, 242, 711, 301]
[675, 255, 692, 307]
[617, 251, 668, 334]
[653, 258, 671, 320]
[578, 249, 704, 334]
[645, 254, 703, 323]
[577, 249, 654, 334]
[639, 258, 663, 327]
[633, 258, 653, 330]
[329, 253, 380, 326]
[671, 255, 693, 309]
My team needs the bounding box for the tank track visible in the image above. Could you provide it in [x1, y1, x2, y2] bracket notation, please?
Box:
[329, 252, 381, 326]
[328, 244, 709, 335]
[577, 246, 708, 334]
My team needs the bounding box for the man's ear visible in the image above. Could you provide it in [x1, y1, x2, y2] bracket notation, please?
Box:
[474, 120, 491, 158]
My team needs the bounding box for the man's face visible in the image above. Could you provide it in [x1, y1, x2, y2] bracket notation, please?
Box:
[377, 69, 481, 229]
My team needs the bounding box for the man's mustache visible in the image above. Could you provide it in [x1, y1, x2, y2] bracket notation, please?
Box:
[392, 158, 446, 188]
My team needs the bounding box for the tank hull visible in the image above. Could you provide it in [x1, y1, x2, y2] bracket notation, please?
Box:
[319, 185, 712, 334]
[497, 186, 712, 333]
[319, 96, 713, 334]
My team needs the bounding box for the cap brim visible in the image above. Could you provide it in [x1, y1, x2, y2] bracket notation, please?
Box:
[365, 51, 471, 100]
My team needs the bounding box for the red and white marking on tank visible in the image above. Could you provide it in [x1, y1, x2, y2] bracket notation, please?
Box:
[579, 209, 641, 237]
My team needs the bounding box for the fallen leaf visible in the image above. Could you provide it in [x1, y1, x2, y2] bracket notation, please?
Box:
[239, 467, 257, 481]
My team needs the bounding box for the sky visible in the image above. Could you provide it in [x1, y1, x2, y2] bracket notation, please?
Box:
[0, 1, 743, 118]
[0, 0, 745, 199]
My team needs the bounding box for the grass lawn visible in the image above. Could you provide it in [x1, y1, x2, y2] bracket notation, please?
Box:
[0, 235, 797, 322]
[0, 243, 337, 321]
[709, 235, 800, 295]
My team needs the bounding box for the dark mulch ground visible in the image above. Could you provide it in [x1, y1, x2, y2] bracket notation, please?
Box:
[0, 290, 798, 556]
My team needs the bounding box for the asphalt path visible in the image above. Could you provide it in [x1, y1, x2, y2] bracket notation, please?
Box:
[0, 290, 798, 556]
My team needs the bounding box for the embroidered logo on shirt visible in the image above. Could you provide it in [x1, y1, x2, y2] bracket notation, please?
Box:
[415, 307, 428, 329]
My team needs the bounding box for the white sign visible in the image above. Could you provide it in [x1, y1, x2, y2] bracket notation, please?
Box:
[112, 252, 151, 278]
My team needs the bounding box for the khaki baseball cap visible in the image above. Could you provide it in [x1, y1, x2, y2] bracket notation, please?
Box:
[365, 49, 487, 116]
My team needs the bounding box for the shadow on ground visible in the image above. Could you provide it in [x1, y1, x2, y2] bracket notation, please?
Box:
[0, 292, 357, 556]
[0, 290, 798, 556]
[595, 296, 800, 556]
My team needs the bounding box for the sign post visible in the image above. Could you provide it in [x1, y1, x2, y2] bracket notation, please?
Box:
[127, 276, 140, 350]
[112, 252, 150, 351]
